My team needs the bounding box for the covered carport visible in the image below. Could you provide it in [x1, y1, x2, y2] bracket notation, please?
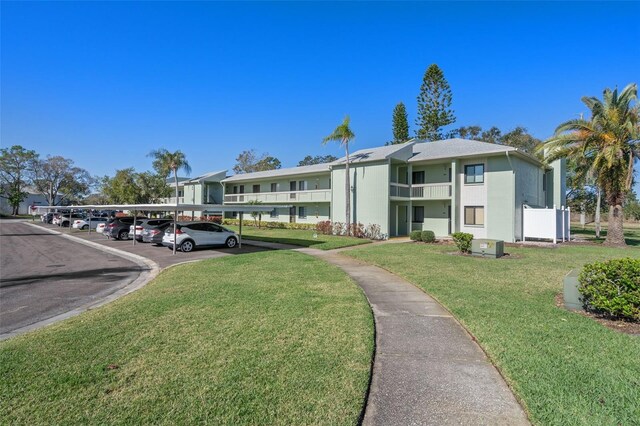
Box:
[33, 203, 288, 254]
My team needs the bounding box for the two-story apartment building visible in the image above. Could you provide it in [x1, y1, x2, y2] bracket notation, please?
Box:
[220, 139, 566, 242]
[166, 170, 227, 217]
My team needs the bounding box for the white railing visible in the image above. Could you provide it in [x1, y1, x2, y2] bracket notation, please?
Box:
[166, 197, 185, 204]
[523, 205, 570, 243]
[224, 189, 331, 204]
[390, 183, 452, 199]
[390, 183, 410, 197]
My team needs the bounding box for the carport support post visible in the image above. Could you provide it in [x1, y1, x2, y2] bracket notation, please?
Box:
[132, 210, 136, 246]
[239, 212, 243, 248]
[173, 207, 177, 255]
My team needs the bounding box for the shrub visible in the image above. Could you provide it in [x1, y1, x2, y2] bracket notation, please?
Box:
[452, 232, 473, 253]
[316, 220, 333, 235]
[578, 258, 640, 321]
[421, 230, 436, 243]
[410, 230, 422, 241]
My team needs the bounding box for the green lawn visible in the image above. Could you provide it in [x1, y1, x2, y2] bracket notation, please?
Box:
[1, 251, 373, 425]
[346, 243, 640, 426]
[571, 222, 640, 247]
[227, 225, 372, 250]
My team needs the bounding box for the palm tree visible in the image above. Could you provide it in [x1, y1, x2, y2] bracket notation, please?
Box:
[148, 149, 191, 253]
[541, 83, 639, 246]
[323, 116, 356, 235]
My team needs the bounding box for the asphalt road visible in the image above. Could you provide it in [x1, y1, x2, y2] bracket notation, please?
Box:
[0, 221, 142, 335]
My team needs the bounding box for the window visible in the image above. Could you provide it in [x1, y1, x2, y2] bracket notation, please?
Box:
[270, 209, 278, 218]
[412, 171, 425, 184]
[270, 183, 277, 192]
[233, 186, 238, 194]
[239, 185, 245, 194]
[464, 164, 484, 184]
[298, 206, 307, 219]
[464, 206, 485, 226]
[412, 206, 424, 223]
[298, 180, 306, 191]
[252, 184, 260, 193]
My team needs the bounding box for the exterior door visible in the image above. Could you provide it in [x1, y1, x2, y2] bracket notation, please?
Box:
[398, 205, 408, 235]
[448, 205, 452, 234]
[289, 181, 297, 199]
[289, 206, 296, 223]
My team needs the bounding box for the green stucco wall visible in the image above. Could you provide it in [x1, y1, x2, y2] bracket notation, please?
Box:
[331, 161, 390, 235]
[486, 155, 516, 242]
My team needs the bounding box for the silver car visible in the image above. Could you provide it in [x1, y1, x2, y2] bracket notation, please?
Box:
[162, 222, 239, 252]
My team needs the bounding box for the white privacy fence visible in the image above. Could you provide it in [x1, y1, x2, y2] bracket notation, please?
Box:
[522, 205, 570, 243]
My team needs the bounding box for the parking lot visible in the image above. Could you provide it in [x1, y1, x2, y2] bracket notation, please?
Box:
[1, 219, 268, 337]
[33, 220, 267, 269]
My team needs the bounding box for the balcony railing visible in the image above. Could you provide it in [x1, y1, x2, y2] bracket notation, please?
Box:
[224, 189, 331, 204]
[390, 183, 452, 200]
[166, 197, 185, 204]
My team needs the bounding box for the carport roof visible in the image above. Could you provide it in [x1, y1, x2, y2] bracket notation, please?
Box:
[33, 203, 288, 213]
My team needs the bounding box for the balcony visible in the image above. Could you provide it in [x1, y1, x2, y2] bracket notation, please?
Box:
[224, 189, 331, 204]
[390, 183, 452, 200]
[165, 197, 185, 204]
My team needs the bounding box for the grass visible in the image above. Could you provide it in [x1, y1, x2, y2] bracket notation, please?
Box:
[0, 251, 373, 425]
[226, 225, 372, 250]
[345, 242, 640, 426]
[570, 222, 640, 247]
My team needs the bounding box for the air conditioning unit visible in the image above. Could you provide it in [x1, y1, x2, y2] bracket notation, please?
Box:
[471, 239, 504, 258]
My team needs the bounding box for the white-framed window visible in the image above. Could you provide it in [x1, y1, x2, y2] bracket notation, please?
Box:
[270, 209, 278, 218]
[270, 183, 277, 192]
[464, 206, 485, 226]
[412, 171, 425, 184]
[298, 206, 307, 219]
[298, 181, 306, 191]
[464, 164, 484, 184]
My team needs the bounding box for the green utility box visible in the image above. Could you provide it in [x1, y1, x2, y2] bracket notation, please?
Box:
[471, 239, 504, 258]
[563, 269, 583, 311]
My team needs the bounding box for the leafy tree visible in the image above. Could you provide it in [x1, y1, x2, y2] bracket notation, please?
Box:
[323, 115, 355, 235]
[0, 145, 38, 215]
[541, 83, 639, 246]
[233, 150, 281, 174]
[391, 102, 410, 144]
[500, 126, 542, 154]
[101, 168, 139, 204]
[453, 125, 482, 140]
[32, 156, 93, 205]
[297, 155, 338, 166]
[480, 126, 502, 144]
[102, 169, 170, 204]
[148, 148, 191, 253]
[415, 64, 456, 141]
[247, 199, 263, 228]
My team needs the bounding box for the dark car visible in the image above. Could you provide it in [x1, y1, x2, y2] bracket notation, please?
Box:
[130, 218, 174, 241]
[103, 217, 138, 240]
[141, 221, 174, 244]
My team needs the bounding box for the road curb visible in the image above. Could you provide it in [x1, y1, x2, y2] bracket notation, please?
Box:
[1, 223, 160, 341]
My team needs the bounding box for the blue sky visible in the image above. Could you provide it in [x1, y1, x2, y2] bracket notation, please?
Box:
[2, 1, 639, 185]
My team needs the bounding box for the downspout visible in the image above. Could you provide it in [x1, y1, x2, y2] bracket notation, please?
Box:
[505, 151, 516, 242]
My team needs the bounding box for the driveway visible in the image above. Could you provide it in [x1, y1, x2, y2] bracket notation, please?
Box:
[1, 221, 267, 338]
[0, 221, 142, 336]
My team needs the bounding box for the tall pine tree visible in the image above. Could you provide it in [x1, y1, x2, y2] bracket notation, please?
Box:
[415, 64, 456, 141]
[391, 102, 410, 144]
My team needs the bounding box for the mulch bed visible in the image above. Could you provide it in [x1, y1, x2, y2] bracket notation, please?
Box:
[555, 293, 640, 336]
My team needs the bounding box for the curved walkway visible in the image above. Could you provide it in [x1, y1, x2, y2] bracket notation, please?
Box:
[297, 247, 529, 425]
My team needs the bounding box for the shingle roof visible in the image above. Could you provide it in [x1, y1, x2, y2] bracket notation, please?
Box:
[409, 138, 517, 162]
[188, 169, 227, 183]
[333, 141, 415, 164]
[222, 163, 331, 183]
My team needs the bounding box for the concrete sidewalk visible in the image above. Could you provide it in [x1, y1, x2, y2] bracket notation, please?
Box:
[296, 247, 529, 426]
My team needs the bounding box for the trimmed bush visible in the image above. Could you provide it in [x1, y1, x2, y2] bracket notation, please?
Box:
[410, 230, 422, 241]
[452, 232, 473, 253]
[578, 258, 640, 321]
[316, 220, 333, 235]
[421, 230, 436, 243]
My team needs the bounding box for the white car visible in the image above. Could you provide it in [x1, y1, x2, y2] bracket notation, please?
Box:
[95, 223, 107, 234]
[72, 217, 108, 230]
[162, 222, 239, 252]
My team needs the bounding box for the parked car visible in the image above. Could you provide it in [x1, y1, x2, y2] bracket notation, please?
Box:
[103, 217, 138, 240]
[59, 213, 86, 227]
[40, 212, 54, 223]
[162, 222, 239, 252]
[52, 213, 63, 226]
[141, 222, 173, 245]
[129, 218, 174, 241]
[72, 217, 108, 230]
[96, 222, 107, 234]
